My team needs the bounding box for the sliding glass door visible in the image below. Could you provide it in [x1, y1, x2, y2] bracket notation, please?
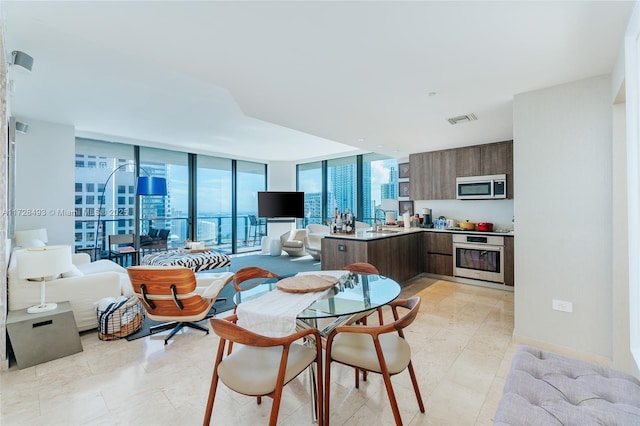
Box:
[139, 147, 189, 250]
[298, 161, 323, 227]
[236, 160, 267, 253]
[196, 156, 232, 253]
[74, 138, 134, 256]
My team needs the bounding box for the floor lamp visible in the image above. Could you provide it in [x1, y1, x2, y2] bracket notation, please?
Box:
[93, 164, 167, 261]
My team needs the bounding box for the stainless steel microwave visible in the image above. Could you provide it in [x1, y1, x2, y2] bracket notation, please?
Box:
[456, 174, 506, 200]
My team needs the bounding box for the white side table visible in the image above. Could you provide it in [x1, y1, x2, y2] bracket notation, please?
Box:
[6, 301, 83, 369]
[268, 238, 282, 256]
[261, 236, 271, 254]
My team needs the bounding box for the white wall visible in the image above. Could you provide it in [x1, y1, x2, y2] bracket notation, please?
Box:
[14, 119, 75, 246]
[513, 76, 613, 359]
[613, 102, 636, 373]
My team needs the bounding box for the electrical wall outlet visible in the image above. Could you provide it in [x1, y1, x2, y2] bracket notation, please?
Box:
[552, 299, 573, 313]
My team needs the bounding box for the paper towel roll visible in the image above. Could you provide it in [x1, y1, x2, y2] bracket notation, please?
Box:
[403, 212, 411, 228]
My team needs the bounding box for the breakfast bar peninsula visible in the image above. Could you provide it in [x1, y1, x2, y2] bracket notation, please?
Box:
[321, 227, 424, 283]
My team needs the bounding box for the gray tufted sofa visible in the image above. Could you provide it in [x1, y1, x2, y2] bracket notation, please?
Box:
[494, 346, 640, 425]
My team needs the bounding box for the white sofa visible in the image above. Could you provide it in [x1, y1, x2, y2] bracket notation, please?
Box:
[8, 252, 133, 331]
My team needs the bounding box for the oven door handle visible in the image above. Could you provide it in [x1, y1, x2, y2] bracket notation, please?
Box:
[454, 243, 503, 252]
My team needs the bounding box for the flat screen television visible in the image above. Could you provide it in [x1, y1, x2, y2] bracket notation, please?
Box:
[257, 191, 304, 218]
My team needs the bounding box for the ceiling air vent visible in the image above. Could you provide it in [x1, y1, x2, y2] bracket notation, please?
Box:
[447, 113, 478, 125]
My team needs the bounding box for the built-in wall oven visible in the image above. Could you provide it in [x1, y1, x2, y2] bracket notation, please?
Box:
[452, 234, 504, 284]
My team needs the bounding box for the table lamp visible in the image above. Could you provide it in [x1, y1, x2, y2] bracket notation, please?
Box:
[14, 228, 48, 248]
[16, 245, 72, 314]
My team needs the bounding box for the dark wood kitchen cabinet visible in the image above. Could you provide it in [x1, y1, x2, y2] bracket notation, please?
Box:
[481, 141, 512, 176]
[504, 236, 514, 286]
[409, 152, 431, 200]
[409, 149, 456, 200]
[322, 232, 423, 283]
[424, 232, 453, 276]
[456, 145, 482, 177]
[431, 149, 457, 200]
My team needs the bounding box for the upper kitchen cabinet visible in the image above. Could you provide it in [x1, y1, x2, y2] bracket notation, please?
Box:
[409, 152, 431, 200]
[431, 149, 457, 200]
[409, 149, 456, 200]
[457, 141, 512, 177]
[481, 141, 513, 198]
[410, 140, 513, 200]
[455, 145, 482, 177]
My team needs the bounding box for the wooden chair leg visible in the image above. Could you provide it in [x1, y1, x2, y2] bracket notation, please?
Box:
[324, 358, 332, 426]
[381, 371, 403, 426]
[204, 368, 220, 425]
[407, 361, 425, 412]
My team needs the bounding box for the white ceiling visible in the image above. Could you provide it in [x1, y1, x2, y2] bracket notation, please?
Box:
[2, 1, 635, 163]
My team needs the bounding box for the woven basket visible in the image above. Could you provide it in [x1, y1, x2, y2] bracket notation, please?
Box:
[97, 298, 145, 341]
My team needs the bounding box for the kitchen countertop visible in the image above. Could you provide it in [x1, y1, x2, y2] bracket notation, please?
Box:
[325, 226, 514, 241]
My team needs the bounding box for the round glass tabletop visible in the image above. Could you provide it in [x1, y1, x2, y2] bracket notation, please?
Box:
[234, 272, 401, 320]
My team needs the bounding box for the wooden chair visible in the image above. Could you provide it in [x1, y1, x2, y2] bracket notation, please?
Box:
[228, 266, 280, 354]
[203, 314, 323, 426]
[340, 262, 384, 324]
[232, 266, 280, 307]
[126, 266, 233, 344]
[324, 297, 424, 426]
[340, 262, 383, 386]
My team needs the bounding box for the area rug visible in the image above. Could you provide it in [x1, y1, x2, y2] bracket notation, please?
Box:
[126, 253, 321, 341]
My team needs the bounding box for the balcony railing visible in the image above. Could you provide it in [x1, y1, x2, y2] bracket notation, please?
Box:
[75, 214, 265, 259]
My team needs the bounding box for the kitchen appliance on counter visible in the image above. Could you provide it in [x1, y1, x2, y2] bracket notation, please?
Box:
[477, 222, 494, 232]
[422, 208, 433, 228]
[456, 174, 506, 200]
[453, 234, 504, 283]
[458, 220, 476, 230]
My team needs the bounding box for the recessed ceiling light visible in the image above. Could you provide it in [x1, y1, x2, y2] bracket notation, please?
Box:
[377, 144, 384, 148]
[357, 138, 365, 142]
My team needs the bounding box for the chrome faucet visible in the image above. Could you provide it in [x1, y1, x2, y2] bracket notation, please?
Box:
[374, 208, 386, 231]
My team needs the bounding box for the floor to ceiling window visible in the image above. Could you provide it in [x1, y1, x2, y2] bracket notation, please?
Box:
[196, 156, 232, 253]
[236, 160, 267, 253]
[139, 147, 189, 250]
[297, 153, 397, 227]
[298, 161, 323, 227]
[362, 153, 399, 225]
[74, 138, 135, 255]
[326, 156, 358, 220]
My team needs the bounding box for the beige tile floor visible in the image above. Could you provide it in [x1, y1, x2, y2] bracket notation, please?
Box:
[1, 278, 519, 425]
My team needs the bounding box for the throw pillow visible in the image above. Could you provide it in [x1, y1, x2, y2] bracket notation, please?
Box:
[61, 264, 85, 278]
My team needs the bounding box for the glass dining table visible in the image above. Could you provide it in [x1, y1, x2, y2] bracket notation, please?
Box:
[234, 271, 402, 336]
